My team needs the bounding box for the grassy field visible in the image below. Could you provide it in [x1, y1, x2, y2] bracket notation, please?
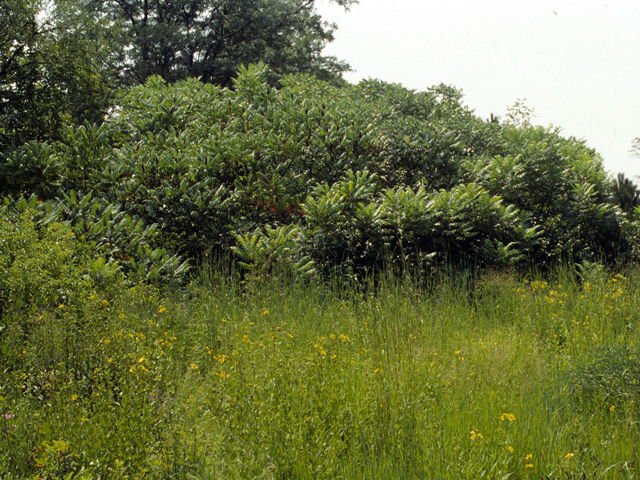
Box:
[2, 263, 640, 479]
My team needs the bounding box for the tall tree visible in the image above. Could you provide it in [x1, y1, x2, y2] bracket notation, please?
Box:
[0, 0, 117, 149]
[86, 0, 357, 87]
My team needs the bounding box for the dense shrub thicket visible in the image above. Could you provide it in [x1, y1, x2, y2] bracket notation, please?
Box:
[1, 64, 639, 289]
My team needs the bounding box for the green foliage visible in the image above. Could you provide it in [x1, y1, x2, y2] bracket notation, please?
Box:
[2, 193, 189, 287]
[57, 123, 115, 193]
[301, 178, 537, 275]
[232, 224, 315, 280]
[85, 0, 357, 86]
[51, 191, 189, 283]
[0, 0, 116, 149]
[0, 205, 91, 319]
[503, 98, 536, 128]
[619, 207, 640, 260]
[0, 141, 62, 198]
[611, 173, 640, 215]
[465, 125, 622, 264]
[2, 65, 634, 279]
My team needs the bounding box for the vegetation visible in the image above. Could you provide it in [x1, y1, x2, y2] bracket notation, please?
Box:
[3, 1, 640, 477]
[2, 258, 640, 479]
[3, 65, 639, 281]
[0, 0, 117, 148]
[1, 0, 356, 148]
[613, 173, 640, 214]
[84, 0, 357, 86]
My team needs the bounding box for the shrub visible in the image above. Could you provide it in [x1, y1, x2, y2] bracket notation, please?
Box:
[0, 205, 91, 319]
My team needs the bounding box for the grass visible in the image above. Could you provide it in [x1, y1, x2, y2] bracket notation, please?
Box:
[2, 264, 640, 479]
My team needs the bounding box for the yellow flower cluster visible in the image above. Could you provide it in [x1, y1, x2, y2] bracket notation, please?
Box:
[525, 453, 533, 468]
[212, 353, 228, 363]
[530, 281, 548, 292]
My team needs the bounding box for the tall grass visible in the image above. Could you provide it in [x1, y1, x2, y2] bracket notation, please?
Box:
[1, 263, 640, 478]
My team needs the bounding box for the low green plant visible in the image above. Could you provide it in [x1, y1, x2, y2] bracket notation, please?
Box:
[0, 205, 92, 319]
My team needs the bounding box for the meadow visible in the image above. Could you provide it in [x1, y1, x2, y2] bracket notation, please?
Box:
[2, 262, 640, 479]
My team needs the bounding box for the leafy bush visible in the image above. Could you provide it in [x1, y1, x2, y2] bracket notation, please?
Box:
[0, 142, 62, 199]
[3, 193, 189, 286]
[0, 205, 91, 319]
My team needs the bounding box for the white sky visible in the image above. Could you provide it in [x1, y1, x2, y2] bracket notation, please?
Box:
[314, 0, 640, 180]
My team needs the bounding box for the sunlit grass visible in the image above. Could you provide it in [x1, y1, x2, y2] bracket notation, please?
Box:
[2, 264, 640, 478]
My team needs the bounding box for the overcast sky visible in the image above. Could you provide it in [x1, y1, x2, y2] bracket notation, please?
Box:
[314, 0, 640, 180]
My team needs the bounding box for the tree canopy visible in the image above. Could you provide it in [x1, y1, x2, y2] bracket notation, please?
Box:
[0, 0, 118, 148]
[85, 0, 357, 87]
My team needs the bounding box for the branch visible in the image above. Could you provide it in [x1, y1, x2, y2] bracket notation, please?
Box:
[0, 20, 60, 80]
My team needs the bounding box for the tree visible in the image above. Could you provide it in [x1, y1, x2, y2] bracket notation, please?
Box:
[632, 137, 640, 158]
[0, 0, 117, 149]
[504, 98, 536, 128]
[85, 0, 357, 87]
[612, 173, 640, 214]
